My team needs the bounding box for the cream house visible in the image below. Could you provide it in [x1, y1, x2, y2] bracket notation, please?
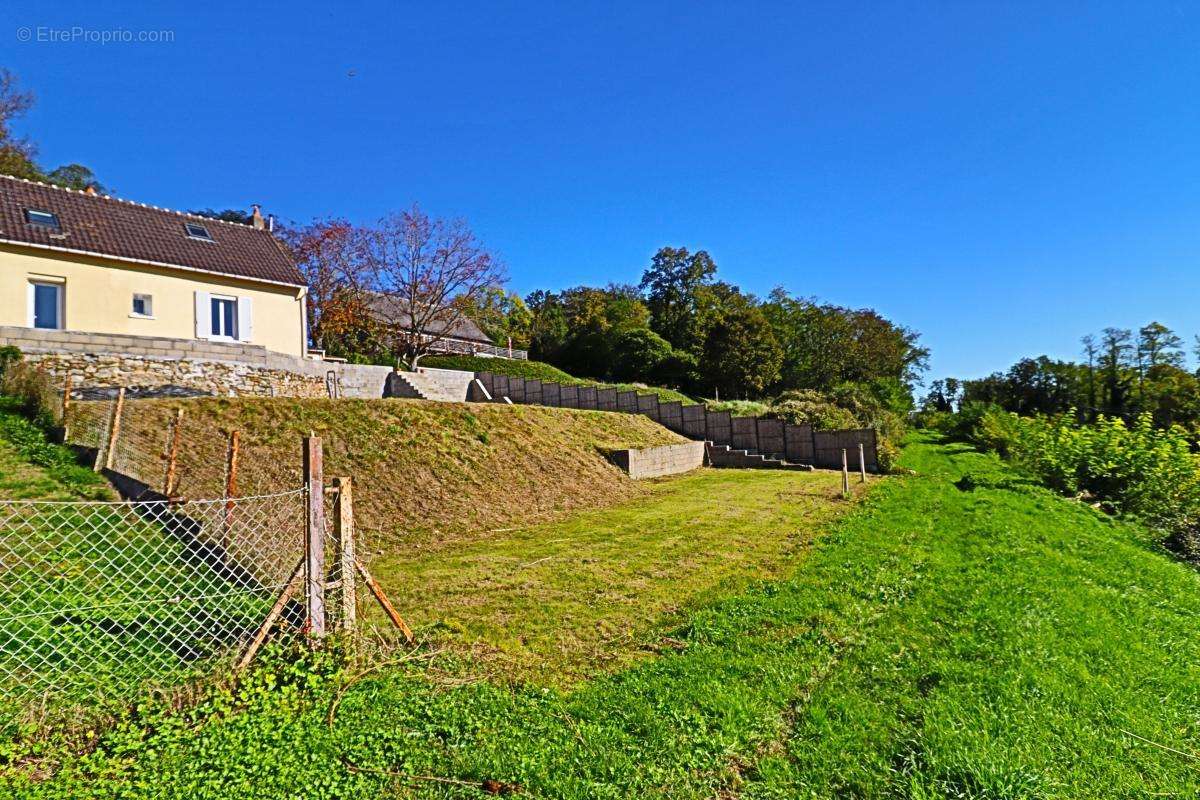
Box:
[0, 175, 307, 358]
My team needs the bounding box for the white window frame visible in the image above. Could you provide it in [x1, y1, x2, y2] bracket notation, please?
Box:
[209, 294, 239, 341]
[27, 278, 64, 331]
[130, 293, 155, 319]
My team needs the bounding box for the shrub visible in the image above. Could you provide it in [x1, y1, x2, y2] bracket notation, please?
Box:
[0, 358, 60, 429]
[0, 345, 20, 376]
[706, 399, 771, 417]
[952, 405, 1200, 558]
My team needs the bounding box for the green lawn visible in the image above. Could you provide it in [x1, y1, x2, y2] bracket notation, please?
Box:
[6, 434, 1200, 798]
[370, 466, 858, 682]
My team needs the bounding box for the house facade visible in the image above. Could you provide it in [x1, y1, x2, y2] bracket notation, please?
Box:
[0, 175, 307, 358]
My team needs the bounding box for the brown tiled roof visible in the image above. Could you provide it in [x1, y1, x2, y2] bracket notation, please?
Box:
[0, 174, 305, 287]
[361, 292, 494, 344]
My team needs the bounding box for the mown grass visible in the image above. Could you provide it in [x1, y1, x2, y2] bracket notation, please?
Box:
[371, 466, 859, 682]
[7, 434, 1200, 798]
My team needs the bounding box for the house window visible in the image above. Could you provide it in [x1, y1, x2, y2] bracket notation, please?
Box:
[25, 209, 61, 230]
[210, 296, 237, 339]
[29, 281, 63, 330]
[184, 222, 213, 241]
[131, 293, 153, 318]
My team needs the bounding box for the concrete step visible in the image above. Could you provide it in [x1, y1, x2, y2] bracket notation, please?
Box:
[384, 369, 474, 402]
[705, 442, 813, 471]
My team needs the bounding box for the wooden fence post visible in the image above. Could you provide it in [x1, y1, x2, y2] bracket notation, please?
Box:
[841, 448, 850, 497]
[96, 387, 125, 472]
[222, 430, 240, 549]
[303, 436, 326, 638]
[163, 408, 184, 497]
[858, 442, 867, 483]
[60, 376, 72, 442]
[332, 476, 357, 632]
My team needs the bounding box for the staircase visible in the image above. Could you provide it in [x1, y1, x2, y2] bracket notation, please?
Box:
[385, 368, 473, 402]
[705, 442, 813, 471]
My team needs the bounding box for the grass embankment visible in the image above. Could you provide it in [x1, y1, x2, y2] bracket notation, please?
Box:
[421, 354, 695, 404]
[9, 433, 1200, 797]
[67, 397, 684, 547]
[0, 397, 111, 501]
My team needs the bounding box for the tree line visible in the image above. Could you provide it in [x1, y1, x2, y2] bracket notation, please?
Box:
[925, 321, 1200, 434]
[299, 226, 928, 405]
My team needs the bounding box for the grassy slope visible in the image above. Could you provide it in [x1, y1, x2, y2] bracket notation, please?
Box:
[421, 354, 696, 404]
[67, 397, 684, 545]
[0, 397, 112, 501]
[9, 434, 1200, 798]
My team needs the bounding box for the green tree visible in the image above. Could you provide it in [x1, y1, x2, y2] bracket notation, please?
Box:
[526, 290, 568, 362]
[639, 247, 716, 352]
[0, 68, 41, 181]
[189, 208, 254, 224]
[762, 287, 927, 394]
[1137, 321, 1185, 371]
[0, 70, 104, 189]
[698, 292, 782, 398]
[1100, 327, 1134, 417]
[610, 328, 675, 383]
[465, 288, 533, 349]
[45, 164, 104, 192]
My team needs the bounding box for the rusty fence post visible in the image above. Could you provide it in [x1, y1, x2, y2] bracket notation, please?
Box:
[332, 476, 357, 632]
[96, 387, 125, 472]
[303, 436, 326, 638]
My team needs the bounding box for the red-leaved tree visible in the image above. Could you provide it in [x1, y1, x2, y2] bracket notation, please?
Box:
[358, 205, 506, 367]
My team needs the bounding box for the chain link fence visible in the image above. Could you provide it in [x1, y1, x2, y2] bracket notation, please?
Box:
[0, 391, 380, 731]
[0, 489, 306, 724]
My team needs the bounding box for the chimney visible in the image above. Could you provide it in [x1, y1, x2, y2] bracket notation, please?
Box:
[250, 204, 265, 230]
[83, 186, 97, 196]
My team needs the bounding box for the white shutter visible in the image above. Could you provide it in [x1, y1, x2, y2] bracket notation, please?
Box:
[237, 296, 253, 342]
[194, 291, 210, 339]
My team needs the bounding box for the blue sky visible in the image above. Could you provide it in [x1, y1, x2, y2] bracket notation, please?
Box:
[6, 1, 1200, 383]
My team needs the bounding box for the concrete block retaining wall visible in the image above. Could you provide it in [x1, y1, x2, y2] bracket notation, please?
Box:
[608, 441, 706, 479]
[476, 369, 879, 471]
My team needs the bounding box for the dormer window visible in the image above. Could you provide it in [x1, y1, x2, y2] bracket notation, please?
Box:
[184, 222, 213, 241]
[25, 209, 60, 230]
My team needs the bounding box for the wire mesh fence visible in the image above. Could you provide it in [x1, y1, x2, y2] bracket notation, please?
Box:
[0, 387, 407, 730]
[0, 489, 307, 724]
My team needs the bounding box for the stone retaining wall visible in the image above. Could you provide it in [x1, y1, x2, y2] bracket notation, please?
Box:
[0, 325, 392, 399]
[607, 441, 706, 479]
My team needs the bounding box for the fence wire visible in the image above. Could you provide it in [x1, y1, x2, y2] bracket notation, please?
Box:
[0, 489, 307, 722]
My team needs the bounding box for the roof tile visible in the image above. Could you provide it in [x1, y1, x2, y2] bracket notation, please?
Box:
[0, 175, 304, 287]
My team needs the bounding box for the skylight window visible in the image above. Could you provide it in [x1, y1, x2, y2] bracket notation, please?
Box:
[25, 209, 60, 230]
[184, 222, 214, 241]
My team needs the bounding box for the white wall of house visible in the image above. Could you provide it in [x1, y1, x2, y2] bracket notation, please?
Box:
[0, 243, 306, 358]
